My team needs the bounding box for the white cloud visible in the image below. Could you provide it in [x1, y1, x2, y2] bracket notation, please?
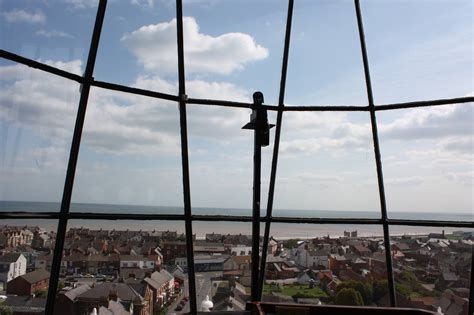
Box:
[36, 29, 74, 38]
[385, 176, 424, 186]
[1, 9, 46, 24]
[121, 17, 269, 75]
[64, 0, 98, 9]
[379, 103, 473, 141]
[131, 0, 155, 7]
[0, 61, 252, 157]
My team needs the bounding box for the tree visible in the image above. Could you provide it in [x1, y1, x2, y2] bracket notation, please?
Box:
[373, 279, 388, 302]
[336, 280, 373, 305]
[335, 288, 364, 306]
[0, 302, 13, 315]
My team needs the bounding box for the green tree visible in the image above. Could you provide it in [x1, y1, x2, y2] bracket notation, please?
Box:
[336, 280, 373, 305]
[373, 279, 388, 302]
[335, 288, 364, 306]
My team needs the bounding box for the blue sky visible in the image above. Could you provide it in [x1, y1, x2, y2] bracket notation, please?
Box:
[0, 0, 472, 217]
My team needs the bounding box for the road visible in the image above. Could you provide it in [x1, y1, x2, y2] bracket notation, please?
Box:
[169, 271, 222, 314]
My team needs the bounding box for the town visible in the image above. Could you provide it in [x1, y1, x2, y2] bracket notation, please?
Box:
[0, 225, 471, 314]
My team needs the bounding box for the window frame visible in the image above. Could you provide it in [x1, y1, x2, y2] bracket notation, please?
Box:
[0, 0, 472, 314]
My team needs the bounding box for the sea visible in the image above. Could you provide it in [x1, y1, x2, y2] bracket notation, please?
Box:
[0, 200, 472, 239]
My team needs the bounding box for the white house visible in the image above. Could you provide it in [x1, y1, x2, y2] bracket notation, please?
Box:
[120, 255, 155, 269]
[293, 243, 329, 269]
[0, 253, 27, 289]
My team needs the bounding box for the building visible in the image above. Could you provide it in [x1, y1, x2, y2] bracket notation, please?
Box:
[74, 282, 149, 315]
[0, 253, 27, 290]
[144, 269, 175, 310]
[6, 268, 50, 296]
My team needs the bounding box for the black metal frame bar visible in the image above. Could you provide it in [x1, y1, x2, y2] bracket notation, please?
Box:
[175, 0, 198, 313]
[257, 0, 294, 301]
[0, 0, 472, 313]
[44, 1, 107, 314]
[354, 0, 396, 306]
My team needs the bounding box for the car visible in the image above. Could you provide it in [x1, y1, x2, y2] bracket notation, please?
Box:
[175, 305, 183, 311]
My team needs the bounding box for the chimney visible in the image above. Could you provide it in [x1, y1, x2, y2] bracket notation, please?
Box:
[108, 289, 118, 302]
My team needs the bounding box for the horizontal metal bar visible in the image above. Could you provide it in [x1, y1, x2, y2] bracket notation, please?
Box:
[0, 212, 473, 227]
[192, 215, 254, 222]
[375, 96, 474, 111]
[67, 212, 186, 221]
[0, 49, 84, 83]
[270, 217, 383, 224]
[0, 212, 61, 220]
[2, 49, 472, 113]
[93, 80, 180, 102]
[283, 105, 370, 111]
[186, 97, 253, 109]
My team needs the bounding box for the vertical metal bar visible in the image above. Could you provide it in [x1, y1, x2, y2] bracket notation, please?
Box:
[44, 1, 107, 314]
[469, 248, 474, 315]
[257, 0, 294, 301]
[175, 0, 197, 313]
[354, 0, 396, 307]
[251, 106, 263, 302]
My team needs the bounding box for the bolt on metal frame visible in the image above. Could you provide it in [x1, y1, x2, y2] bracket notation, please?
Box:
[0, 0, 472, 314]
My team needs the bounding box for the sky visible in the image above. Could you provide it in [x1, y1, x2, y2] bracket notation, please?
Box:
[0, 0, 472, 217]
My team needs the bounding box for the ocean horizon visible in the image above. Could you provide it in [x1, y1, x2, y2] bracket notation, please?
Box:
[1, 200, 472, 239]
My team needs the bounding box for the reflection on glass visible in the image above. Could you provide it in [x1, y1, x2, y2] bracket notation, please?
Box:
[0, 63, 80, 210]
[0, 219, 58, 314]
[55, 220, 188, 315]
[391, 228, 472, 315]
[71, 88, 183, 211]
[261, 224, 388, 307]
[273, 111, 380, 218]
[377, 105, 473, 220]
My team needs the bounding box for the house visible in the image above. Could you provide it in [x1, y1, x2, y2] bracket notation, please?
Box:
[75, 282, 149, 315]
[0, 253, 27, 289]
[230, 245, 252, 256]
[54, 284, 92, 315]
[293, 242, 329, 269]
[267, 238, 278, 255]
[120, 254, 156, 270]
[6, 268, 50, 296]
[144, 269, 175, 310]
[224, 255, 251, 271]
[161, 241, 187, 262]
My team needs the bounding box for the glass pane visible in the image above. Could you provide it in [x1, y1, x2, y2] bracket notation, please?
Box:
[0, 62, 80, 211]
[57, 219, 188, 315]
[183, 0, 287, 105]
[94, 1, 178, 94]
[391, 227, 473, 314]
[362, 0, 473, 104]
[192, 221, 252, 312]
[273, 111, 380, 218]
[70, 87, 183, 212]
[377, 104, 473, 220]
[262, 223, 389, 307]
[0, 219, 58, 314]
[285, 0, 367, 107]
[0, 0, 97, 69]
[188, 106, 276, 215]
